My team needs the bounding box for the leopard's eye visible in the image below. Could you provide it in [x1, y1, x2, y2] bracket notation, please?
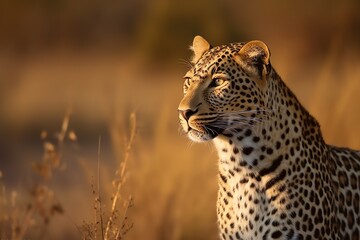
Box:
[209, 78, 226, 88]
[183, 77, 191, 94]
[183, 77, 192, 88]
[214, 78, 225, 86]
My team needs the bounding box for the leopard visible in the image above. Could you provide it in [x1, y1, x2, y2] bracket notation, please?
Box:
[178, 35, 360, 240]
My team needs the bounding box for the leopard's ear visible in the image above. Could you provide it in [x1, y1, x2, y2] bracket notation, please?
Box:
[238, 40, 271, 80]
[191, 35, 211, 63]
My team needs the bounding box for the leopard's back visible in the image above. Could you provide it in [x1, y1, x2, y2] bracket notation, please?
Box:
[330, 146, 360, 239]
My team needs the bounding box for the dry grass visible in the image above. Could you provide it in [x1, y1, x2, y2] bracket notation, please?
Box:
[81, 114, 136, 240]
[0, 111, 136, 240]
[0, 110, 70, 240]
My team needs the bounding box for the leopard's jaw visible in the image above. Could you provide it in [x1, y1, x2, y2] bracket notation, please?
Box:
[187, 128, 215, 142]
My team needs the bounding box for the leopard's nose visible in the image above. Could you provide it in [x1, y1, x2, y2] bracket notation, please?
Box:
[178, 108, 198, 121]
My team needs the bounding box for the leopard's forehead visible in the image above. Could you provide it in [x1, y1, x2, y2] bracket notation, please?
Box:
[193, 42, 245, 77]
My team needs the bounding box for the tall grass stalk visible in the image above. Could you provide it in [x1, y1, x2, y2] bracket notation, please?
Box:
[104, 113, 136, 240]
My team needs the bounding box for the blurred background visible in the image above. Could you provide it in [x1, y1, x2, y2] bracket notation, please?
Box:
[0, 0, 360, 239]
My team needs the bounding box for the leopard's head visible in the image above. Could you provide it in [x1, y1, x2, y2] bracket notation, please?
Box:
[178, 36, 272, 142]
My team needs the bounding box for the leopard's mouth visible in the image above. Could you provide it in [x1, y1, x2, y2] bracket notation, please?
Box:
[180, 119, 222, 142]
[187, 128, 217, 142]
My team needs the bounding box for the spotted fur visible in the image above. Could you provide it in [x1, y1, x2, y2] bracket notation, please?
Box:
[178, 36, 360, 240]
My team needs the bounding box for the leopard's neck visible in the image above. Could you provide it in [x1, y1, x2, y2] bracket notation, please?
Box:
[213, 71, 319, 175]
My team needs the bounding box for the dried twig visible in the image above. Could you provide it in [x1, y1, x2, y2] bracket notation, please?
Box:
[97, 136, 105, 240]
[104, 113, 136, 240]
[115, 196, 134, 240]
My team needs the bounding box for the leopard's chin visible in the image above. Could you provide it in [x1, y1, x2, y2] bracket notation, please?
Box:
[186, 125, 224, 142]
[187, 129, 216, 142]
[180, 117, 222, 142]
